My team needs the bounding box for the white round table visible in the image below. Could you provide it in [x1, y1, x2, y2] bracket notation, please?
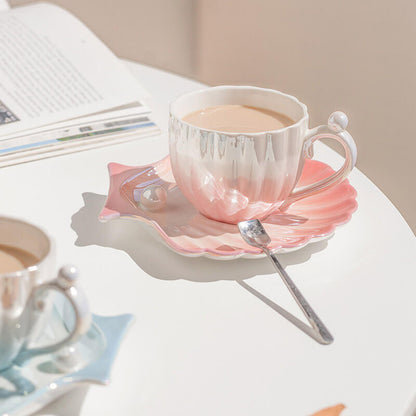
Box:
[2, 61, 416, 416]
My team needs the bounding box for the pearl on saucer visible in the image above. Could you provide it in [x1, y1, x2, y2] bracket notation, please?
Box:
[138, 185, 167, 211]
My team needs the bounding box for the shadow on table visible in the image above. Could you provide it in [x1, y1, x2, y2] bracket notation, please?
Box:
[32, 385, 89, 416]
[71, 192, 330, 343]
[71, 192, 329, 283]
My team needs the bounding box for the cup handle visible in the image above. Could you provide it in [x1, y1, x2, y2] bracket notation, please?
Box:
[280, 111, 357, 211]
[15, 265, 91, 364]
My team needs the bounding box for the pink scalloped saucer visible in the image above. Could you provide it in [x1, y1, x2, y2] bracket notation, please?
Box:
[99, 157, 357, 260]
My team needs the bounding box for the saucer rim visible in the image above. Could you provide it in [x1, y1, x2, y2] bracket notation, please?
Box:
[0, 313, 134, 416]
[100, 157, 358, 260]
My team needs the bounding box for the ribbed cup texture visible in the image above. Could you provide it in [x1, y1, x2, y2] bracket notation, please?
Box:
[169, 116, 308, 224]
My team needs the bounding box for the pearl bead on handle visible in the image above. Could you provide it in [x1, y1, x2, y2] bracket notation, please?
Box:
[280, 111, 357, 211]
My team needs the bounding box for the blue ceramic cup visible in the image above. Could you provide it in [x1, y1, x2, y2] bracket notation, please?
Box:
[0, 217, 91, 371]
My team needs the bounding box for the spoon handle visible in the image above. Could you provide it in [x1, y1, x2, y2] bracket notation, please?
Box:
[265, 249, 334, 345]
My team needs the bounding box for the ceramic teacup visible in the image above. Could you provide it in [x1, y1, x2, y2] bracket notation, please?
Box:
[169, 86, 357, 224]
[0, 217, 91, 371]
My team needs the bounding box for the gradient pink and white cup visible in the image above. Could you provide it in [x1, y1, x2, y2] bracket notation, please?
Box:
[169, 86, 357, 224]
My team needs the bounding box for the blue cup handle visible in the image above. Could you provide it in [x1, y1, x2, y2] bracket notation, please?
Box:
[15, 265, 91, 365]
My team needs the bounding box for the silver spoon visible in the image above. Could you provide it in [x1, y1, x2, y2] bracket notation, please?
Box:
[238, 219, 333, 345]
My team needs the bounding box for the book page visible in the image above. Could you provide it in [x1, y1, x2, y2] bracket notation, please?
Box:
[1, 100, 150, 141]
[0, 3, 148, 137]
[0, 112, 156, 158]
[1, 101, 148, 139]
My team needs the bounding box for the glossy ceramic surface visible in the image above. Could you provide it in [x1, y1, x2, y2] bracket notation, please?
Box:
[169, 86, 357, 223]
[99, 156, 357, 259]
[0, 313, 134, 416]
[0, 218, 91, 371]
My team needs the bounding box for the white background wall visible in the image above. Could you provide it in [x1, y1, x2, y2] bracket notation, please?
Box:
[11, 0, 416, 231]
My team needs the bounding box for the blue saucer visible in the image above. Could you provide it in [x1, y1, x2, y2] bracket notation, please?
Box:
[0, 314, 134, 416]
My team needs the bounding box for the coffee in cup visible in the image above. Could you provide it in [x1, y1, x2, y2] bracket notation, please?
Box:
[182, 104, 294, 133]
[0, 244, 39, 274]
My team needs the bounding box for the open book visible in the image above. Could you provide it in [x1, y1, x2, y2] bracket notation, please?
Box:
[0, 1, 159, 167]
